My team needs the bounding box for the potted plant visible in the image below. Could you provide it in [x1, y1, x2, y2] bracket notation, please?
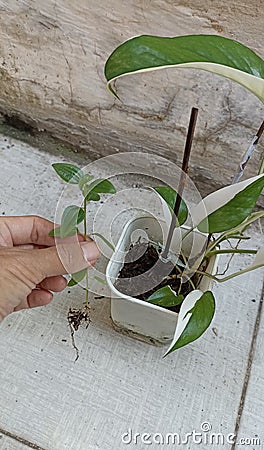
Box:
[103, 35, 264, 356]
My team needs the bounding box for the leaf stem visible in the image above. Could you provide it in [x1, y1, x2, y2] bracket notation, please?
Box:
[84, 198, 87, 241]
[181, 226, 196, 241]
[188, 259, 263, 284]
[217, 263, 264, 282]
[206, 248, 257, 257]
[186, 269, 219, 282]
[83, 197, 89, 306]
[259, 157, 264, 175]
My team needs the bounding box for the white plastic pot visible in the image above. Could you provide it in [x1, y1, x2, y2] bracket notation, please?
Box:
[106, 216, 218, 345]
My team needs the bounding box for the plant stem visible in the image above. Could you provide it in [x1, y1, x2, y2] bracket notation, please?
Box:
[182, 225, 196, 241]
[259, 157, 264, 175]
[84, 198, 87, 240]
[188, 275, 196, 291]
[217, 264, 263, 282]
[191, 258, 263, 284]
[185, 269, 219, 282]
[161, 107, 198, 260]
[206, 232, 228, 253]
[206, 248, 257, 257]
[83, 197, 89, 306]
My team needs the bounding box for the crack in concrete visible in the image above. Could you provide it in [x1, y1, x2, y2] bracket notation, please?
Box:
[0, 427, 47, 450]
[232, 280, 264, 449]
[99, 91, 179, 125]
[201, 85, 233, 155]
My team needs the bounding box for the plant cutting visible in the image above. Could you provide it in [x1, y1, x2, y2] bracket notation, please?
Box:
[104, 34, 264, 355]
[50, 163, 116, 359]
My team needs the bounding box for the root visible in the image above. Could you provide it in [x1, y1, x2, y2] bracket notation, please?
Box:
[67, 305, 91, 362]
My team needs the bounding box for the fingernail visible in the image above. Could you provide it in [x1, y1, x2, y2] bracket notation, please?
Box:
[81, 241, 100, 262]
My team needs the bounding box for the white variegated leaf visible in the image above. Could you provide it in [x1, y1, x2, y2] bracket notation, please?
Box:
[164, 290, 203, 356]
[190, 174, 264, 231]
[249, 248, 264, 270]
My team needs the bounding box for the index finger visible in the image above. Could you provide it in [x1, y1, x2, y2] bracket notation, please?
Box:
[0, 215, 86, 247]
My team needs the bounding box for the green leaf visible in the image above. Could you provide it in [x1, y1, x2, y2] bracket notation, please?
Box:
[85, 191, 101, 202]
[146, 286, 184, 307]
[164, 290, 215, 356]
[68, 268, 87, 286]
[49, 227, 61, 237]
[153, 186, 188, 226]
[219, 211, 264, 240]
[56, 205, 85, 238]
[68, 278, 77, 287]
[90, 232, 115, 251]
[105, 35, 264, 102]
[198, 175, 264, 233]
[52, 163, 84, 184]
[84, 179, 116, 202]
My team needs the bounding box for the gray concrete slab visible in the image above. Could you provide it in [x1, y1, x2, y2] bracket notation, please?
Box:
[0, 134, 263, 450]
[0, 435, 33, 450]
[235, 292, 264, 449]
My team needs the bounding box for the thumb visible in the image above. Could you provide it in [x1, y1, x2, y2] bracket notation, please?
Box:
[30, 240, 100, 279]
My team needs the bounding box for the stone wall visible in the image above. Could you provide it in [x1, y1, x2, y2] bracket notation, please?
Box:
[0, 0, 263, 198]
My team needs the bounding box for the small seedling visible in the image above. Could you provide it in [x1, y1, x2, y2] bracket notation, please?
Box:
[50, 163, 116, 359]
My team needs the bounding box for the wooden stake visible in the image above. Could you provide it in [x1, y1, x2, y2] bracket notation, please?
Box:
[161, 107, 198, 260]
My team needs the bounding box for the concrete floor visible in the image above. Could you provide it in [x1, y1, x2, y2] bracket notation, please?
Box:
[0, 134, 263, 450]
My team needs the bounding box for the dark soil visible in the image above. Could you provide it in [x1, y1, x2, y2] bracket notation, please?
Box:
[115, 242, 199, 313]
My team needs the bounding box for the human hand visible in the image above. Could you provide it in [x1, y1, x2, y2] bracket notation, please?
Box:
[0, 215, 100, 321]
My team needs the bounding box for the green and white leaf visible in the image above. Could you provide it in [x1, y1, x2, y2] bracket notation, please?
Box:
[191, 174, 264, 233]
[84, 179, 116, 202]
[105, 35, 264, 102]
[245, 248, 264, 272]
[152, 186, 188, 226]
[68, 268, 87, 287]
[146, 285, 184, 307]
[52, 163, 84, 184]
[164, 290, 215, 356]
